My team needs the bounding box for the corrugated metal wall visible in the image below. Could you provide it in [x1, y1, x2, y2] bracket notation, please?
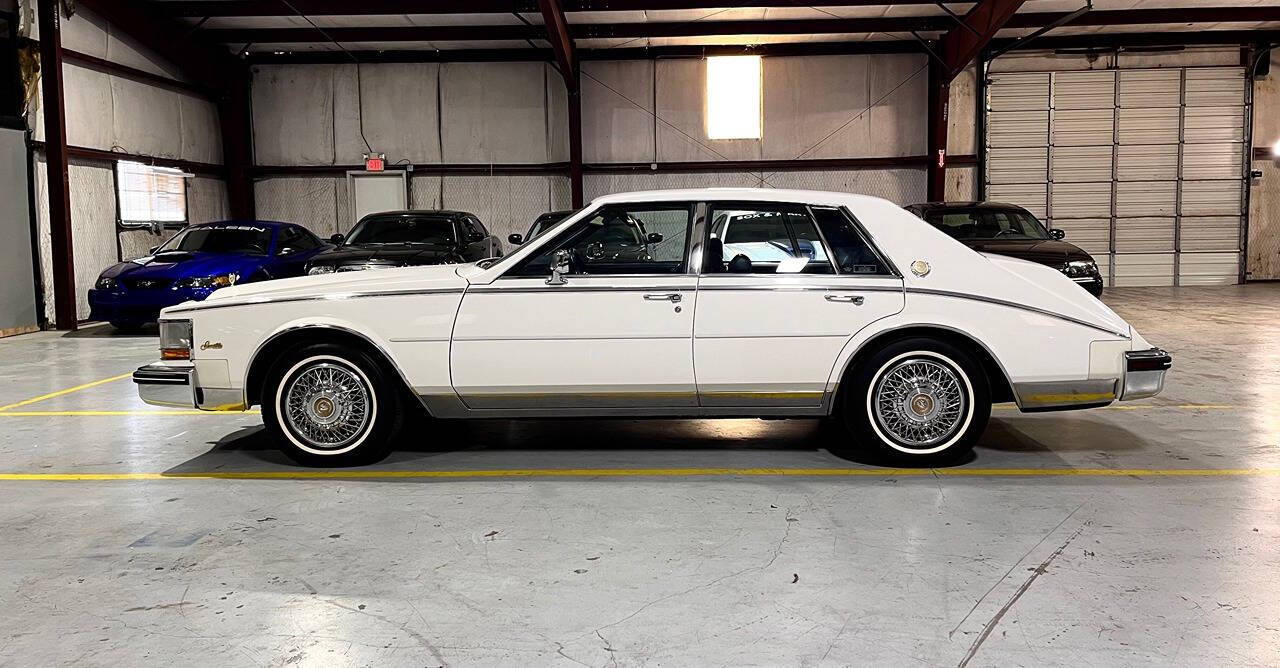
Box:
[987, 64, 1247, 286]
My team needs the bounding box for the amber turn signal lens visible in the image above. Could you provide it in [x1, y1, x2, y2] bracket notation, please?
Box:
[161, 348, 190, 360]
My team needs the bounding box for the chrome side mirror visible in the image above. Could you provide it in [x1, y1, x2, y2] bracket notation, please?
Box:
[546, 249, 572, 285]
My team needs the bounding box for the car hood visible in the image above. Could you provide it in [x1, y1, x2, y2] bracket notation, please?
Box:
[309, 245, 461, 266]
[178, 262, 469, 312]
[100, 252, 265, 281]
[959, 239, 1092, 266]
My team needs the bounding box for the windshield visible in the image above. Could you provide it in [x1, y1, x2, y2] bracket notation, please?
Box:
[346, 216, 455, 245]
[155, 225, 273, 255]
[926, 209, 1050, 241]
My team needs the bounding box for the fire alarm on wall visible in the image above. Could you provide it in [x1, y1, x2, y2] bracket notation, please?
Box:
[364, 153, 386, 172]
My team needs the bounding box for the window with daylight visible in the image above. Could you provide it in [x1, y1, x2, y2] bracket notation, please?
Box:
[116, 160, 188, 224]
[706, 55, 762, 140]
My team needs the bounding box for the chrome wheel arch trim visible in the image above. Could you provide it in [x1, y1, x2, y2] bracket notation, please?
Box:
[244, 322, 430, 414]
[827, 321, 1022, 413]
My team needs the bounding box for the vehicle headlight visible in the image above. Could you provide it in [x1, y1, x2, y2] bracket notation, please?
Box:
[307, 265, 335, 275]
[95, 276, 116, 290]
[1061, 260, 1098, 278]
[175, 272, 239, 289]
[159, 319, 193, 360]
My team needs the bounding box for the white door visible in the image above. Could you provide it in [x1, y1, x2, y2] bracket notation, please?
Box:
[695, 202, 904, 408]
[451, 202, 698, 409]
[347, 171, 408, 225]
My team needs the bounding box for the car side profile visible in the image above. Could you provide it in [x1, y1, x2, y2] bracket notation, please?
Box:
[306, 210, 501, 275]
[88, 221, 328, 330]
[905, 201, 1105, 296]
[134, 188, 1170, 467]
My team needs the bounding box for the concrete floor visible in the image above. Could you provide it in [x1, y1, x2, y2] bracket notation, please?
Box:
[0, 285, 1278, 666]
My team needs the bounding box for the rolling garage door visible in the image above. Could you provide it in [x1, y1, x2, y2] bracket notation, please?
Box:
[986, 67, 1248, 286]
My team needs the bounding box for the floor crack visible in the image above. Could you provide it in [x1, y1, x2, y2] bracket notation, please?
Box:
[956, 518, 1092, 668]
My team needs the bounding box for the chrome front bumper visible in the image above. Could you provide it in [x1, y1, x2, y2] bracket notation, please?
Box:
[1120, 348, 1172, 400]
[134, 363, 247, 410]
[134, 362, 196, 408]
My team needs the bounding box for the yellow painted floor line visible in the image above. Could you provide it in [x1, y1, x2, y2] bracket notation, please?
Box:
[993, 403, 1234, 411]
[0, 373, 133, 412]
[0, 409, 260, 417]
[0, 467, 1278, 481]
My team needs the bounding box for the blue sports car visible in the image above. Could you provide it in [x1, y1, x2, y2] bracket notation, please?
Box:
[88, 220, 329, 330]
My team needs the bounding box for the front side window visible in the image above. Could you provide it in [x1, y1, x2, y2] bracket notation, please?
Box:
[928, 209, 1049, 241]
[707, 204, 833, 274]
[810, 207, 893, 275]
[509, 203, 693, 276]
[346, 215, 456, 246]
[155, 224, 273, 256]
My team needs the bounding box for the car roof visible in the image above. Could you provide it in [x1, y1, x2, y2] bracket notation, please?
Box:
[591, 187, 893, 209]
[906, 201, 1028, 212]
[362, 209, 472, 218]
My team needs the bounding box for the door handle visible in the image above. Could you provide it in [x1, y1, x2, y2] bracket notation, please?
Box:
[825, 294, 865, 306]
[644, 292, 682, 303]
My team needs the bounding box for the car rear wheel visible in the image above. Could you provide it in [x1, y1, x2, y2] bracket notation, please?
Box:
[261, 343, 402, 466]
[839, 337, 990, 466]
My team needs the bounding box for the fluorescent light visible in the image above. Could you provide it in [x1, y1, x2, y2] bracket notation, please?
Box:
[1272, 138, 1280, 158]
[706, 56, 761, 140]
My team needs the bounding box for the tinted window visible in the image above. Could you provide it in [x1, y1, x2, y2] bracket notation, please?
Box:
[346, 215, 456, 245]
[927, 209, 1049, 241]
[509, 203, 692, 276]
[461, 216, 485, 239]
[707, 204, 833, 274]
[811, 207, 892, 275]
[278, 226, 320, 254]
[156, 225, 273, 255]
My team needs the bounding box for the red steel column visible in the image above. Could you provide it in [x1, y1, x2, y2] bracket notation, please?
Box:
[37, 0, 77, 330]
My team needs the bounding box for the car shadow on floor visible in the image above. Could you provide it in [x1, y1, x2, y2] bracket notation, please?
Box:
[60, 323, 156, 338]
[160, 411, 1154, 476]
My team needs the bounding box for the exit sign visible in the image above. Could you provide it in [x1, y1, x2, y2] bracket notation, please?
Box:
[364, 153, 386, 171]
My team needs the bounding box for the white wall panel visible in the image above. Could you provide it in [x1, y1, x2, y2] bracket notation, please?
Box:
[1181, 216, 1241, 253]
[1052, 181, 1111, 219]
[655, 59, 761, 162]
[111, 77, 183, 160]
[762, 55, 872, 159]
[764, 168, 925, 205]
[188, 177, 230, 224]
[441, 62, 551, 163]
[254, 177, 342, 236]
[61, 65, 113, 150]
[582, 60, 656, 163]
[945, 165, 978, 202]
[585, 172, 761, 202]
[1053, 218, 1109, 255]
[32, 157, 119, 322]
[866, 55, 927, 158]
[440, 176, 562, 242]
[947, 66, 977, 155]
[252, 65, 337, 166]
[409, 175, 444, 211]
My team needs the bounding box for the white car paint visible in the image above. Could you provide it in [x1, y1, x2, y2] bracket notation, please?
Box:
[144, 188, 1163, 417]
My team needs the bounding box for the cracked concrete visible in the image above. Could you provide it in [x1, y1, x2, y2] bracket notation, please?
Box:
[0, 285, 1278, 665]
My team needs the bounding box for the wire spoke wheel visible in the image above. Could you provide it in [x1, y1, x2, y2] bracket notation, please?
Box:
[872, 356, 968, 449]
[283, 360, 372, 450]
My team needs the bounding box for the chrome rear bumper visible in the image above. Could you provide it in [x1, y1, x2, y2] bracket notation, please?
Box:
[133, 363, 196, 408]
[1120, 348, 1171, 400]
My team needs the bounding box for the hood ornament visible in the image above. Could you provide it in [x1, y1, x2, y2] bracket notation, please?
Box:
[910, 260, 931, 277]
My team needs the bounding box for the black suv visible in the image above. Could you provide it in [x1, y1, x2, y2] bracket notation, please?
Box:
[904, 201, 1104, 297]
[306, 210, 502, 275]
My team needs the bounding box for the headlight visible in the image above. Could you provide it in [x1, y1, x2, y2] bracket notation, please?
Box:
[159, 319, 192, 360]
[175, 272, 239, 289]
[307, 265, 335, 275]
[95, 276, 116, 290]
[1061, 260, 1098, 278]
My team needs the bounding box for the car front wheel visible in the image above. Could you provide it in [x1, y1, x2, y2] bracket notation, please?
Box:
[261, 343, 402, 466]
[840, 337, 990, 466]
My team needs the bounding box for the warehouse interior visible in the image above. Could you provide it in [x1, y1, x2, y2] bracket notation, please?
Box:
[0, 0, 1278, 664]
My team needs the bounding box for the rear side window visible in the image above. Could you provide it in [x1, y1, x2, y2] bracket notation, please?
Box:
[810, 207, 892, 276]
[707, 203, 834, 274]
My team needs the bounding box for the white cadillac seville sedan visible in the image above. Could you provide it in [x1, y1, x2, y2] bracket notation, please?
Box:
[134, 188, 1170, 466]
